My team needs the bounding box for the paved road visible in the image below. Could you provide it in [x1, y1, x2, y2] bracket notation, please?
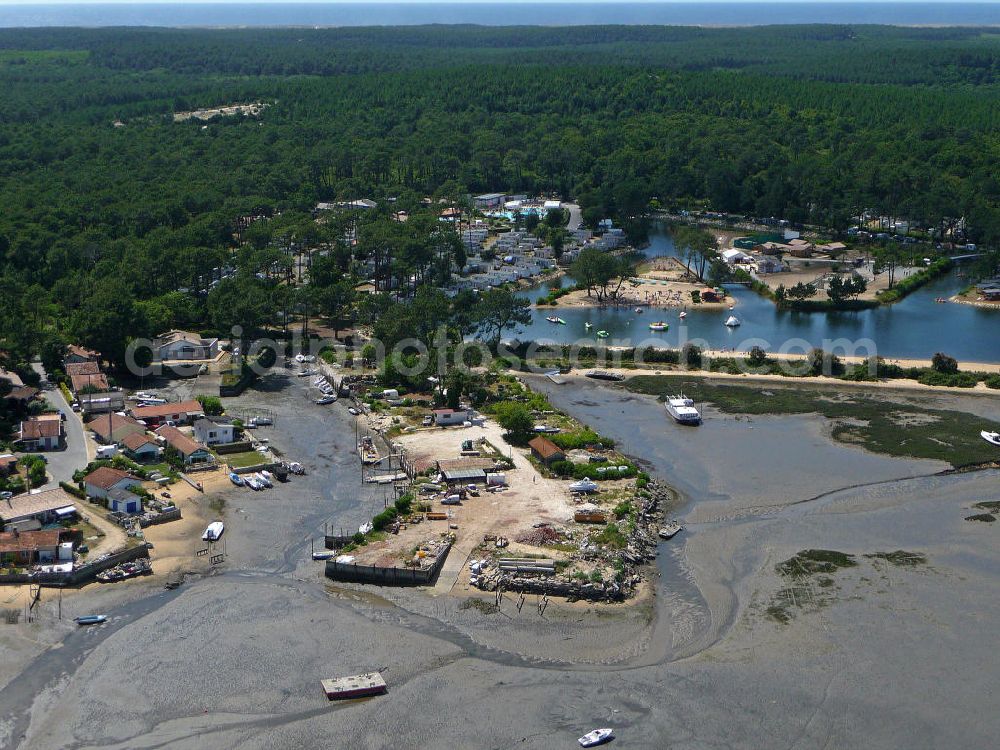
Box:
[30, 362, 90, 489]
[564, 201, 582, 230]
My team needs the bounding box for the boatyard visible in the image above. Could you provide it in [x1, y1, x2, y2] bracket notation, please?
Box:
[324, 399, 673, 602]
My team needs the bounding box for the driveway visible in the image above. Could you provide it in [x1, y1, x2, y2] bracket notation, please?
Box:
[563, 201, 582, 230]
[30, 362, 91, 489]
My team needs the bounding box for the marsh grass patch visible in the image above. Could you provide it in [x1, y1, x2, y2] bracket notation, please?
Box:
[864, 550, 928, 566]
[625, 378, 995, 467]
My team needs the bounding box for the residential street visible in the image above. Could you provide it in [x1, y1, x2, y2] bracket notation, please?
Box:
[564, 201, 581, 229]
[30, 362, 91, 489]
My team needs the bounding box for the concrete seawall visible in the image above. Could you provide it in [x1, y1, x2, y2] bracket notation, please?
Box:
[325, 542, 451, 586]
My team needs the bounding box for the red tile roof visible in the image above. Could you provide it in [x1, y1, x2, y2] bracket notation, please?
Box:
[528, 436, 564, 460]
[70, 373, 110, 393]
[85, 413, 144, 440]
[155, 425, 206, 457]
[84, 466, 138, 491]
[65, 361, 100, 377]
[121, 432, 157, 451]
[0, 529, 62, 554]
[18, 418, 62, 440]
[5, 386, 39, 403]
[132, 400, 203, 420]
[66, 344, 99, 361]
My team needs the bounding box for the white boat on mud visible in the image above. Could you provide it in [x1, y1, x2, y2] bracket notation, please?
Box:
[578, 728, 614, 747]
[358, 522, 373, 535]
[981, 430, 1000, 446]
[202, 521, 224, 541]
[659, 521, 683, 539]
[569, 478, 599, 493]
[665, 395, 701, 424]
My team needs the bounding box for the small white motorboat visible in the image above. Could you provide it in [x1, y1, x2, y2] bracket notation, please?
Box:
[724, 315, 741, 327]
[569, 478, 599, 493]
[981, 430, 1000, 446]
[315, 395, 336, 405]
[659, 521, 683, 539]
[312, 550, 335, 561]
[679, 311, 687, 319]
[202, 521, 224, 541]
[648, 321, 669, 331]
[578, 728, 614, 747]
[634, 307, 643, 314]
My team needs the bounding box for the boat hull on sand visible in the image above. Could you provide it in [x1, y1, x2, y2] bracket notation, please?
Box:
[579, 728, 614, 747]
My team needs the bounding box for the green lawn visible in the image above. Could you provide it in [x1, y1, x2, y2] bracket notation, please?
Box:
[220, 450, 268, 468]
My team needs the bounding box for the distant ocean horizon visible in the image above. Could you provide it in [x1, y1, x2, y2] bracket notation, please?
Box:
[2, 3, 1000, 29]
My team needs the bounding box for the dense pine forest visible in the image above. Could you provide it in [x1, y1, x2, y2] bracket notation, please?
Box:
[0, 25, 998, 381]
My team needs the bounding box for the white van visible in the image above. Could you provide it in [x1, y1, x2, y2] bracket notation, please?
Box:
[95, 445, 119, 459]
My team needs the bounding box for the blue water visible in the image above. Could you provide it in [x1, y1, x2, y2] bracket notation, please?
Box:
[518, 224, 1000, 363]
[3, 3, 1000, 29]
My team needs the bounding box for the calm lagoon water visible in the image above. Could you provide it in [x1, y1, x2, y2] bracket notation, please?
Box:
[517, 224, 1000, 362]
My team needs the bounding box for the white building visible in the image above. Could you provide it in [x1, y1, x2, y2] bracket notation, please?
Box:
[152, 330, 219, 362]
[192, 418, 237, 446]
[432, 409, 470, 426]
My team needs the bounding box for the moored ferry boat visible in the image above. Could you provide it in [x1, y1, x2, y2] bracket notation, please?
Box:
[665, 395, 701, 424]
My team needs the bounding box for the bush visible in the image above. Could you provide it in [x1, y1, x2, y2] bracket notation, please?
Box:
[394, 494, 413, 515]
[550, 429, 614, 451]
[878, 258, 953, 303]
[549, 460, 575, 478]
[916, 370, 978, 388]
[985, 374, 1000, 390]
[612, 501, 633, 519]
[371, 507, 398, 531]
[638, 347, 680, 364]
[682, 343, 703, 368]
[931, 352, 959, 375]
[196, 395, 225, 416]
[493, 401, 534, 445]
[592, 523, 628, 549]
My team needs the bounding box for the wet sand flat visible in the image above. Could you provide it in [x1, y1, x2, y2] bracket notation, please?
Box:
[2, 368, 999, 750]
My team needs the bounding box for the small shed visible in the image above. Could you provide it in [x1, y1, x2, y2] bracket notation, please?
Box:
[107, 487, 143, 515]
[432, 408, 469, 427]
[528, 436, 565, 466]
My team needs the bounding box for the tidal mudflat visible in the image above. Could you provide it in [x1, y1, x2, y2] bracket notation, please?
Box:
[2, 372, 999, 749]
